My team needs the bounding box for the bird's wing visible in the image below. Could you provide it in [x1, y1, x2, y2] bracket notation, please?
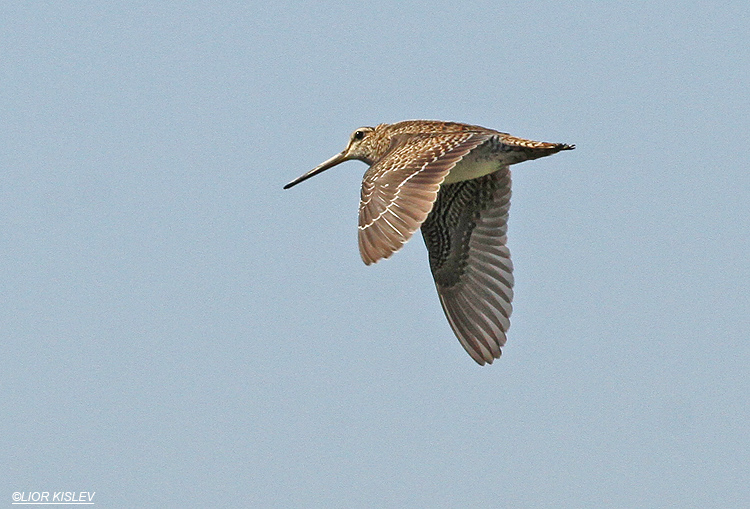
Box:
[421, 169, 514, 365]
[358, 132, 491, 265]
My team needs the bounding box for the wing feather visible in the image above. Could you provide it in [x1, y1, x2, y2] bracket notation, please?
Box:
[421, 168, 514, 365]
[357, 133, 492, 265]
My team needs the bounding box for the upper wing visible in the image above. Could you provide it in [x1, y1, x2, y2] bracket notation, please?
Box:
[358, 132, 491, 265]
[421, 169, 514, 365]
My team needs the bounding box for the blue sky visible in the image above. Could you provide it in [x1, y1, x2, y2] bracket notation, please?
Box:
[2, 2, 749, 507]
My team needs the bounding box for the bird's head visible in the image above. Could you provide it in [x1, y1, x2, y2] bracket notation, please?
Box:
[283, 126, 379, 189]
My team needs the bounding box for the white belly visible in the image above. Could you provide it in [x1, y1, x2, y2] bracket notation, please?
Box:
[443, 156, 502, 184]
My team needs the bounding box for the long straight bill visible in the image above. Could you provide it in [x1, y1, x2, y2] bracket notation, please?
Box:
[283, 152, 348, 189]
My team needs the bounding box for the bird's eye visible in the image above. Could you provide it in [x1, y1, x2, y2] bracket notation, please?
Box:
[353, 130, 365, 141]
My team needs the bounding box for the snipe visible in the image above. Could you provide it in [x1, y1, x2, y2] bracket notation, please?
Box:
[284, 120, 574, 365]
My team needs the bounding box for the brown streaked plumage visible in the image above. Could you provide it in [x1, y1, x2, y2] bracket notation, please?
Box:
[284, 120, 574, 365]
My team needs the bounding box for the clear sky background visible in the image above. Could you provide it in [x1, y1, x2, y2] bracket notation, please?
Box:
[2, 2, 749, 507]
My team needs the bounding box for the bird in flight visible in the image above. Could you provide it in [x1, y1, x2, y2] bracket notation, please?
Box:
[284, 120, 574, 365]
